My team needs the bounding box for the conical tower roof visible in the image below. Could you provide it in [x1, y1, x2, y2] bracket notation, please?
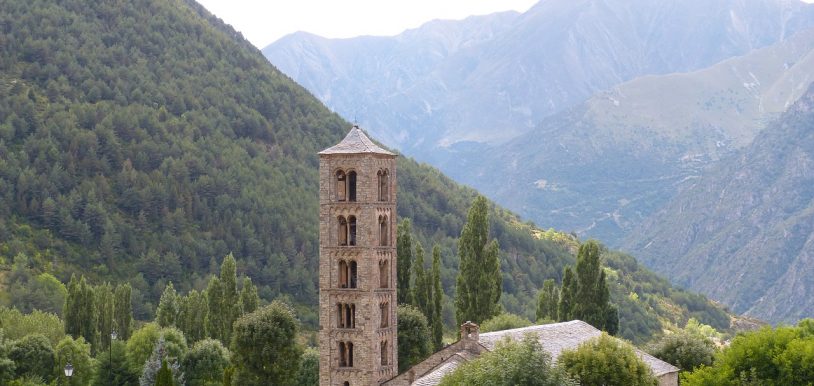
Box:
[319, 125, 395, 155]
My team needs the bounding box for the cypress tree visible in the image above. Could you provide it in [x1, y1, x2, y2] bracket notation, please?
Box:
[558, 267, 575, 321]
[454, 196, 501, 326]
[431, 245, 444, 351]
[396, 219, 413, 305]
[536, 279, 559, 322]
[156, 282, 179, 328]
[114, 284, 133, 340]
[154, 359, 174, 386]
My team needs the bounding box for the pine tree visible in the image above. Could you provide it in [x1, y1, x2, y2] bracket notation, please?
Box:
[558, 267, 575, 321]
[154, 360, 174, 386]
[156, 282, 179, 328]
[454, 196, 501, 326]
[396, 219, 413, 305]
[431, 245, 444, 351]
[114, 284, 133, 340]
[536, 279, 559, 322]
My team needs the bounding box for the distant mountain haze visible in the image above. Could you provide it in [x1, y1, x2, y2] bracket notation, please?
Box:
[624, 84, 814, 324]
[264, 0, 814, 156]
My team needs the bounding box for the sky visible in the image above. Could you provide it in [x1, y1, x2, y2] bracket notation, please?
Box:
[195, 0, 539, 48]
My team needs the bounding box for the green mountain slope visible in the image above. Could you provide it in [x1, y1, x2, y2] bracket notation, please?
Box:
[0, 0, 728, 342]
[623, 84, 814, 324]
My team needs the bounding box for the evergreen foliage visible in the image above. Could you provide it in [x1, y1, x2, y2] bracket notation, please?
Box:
[439, 334, 577, 386]
[430, 245, 444, 351]
[154, 360, 174, 386]
[536, 279, 559, 322]
[455, 196, 502, 326]
[559, 333, 657, 386]
[396, 219, 414, 305]
[413, 242, 430, 316]
[95, 282, 115, 351]
[139, 336, 184, 386]
[230, 301, 302, 385]
[397, 305, 431, 373]
[64, 275, 97, 349]
[239, 277, 259, 314]
[0, 330, 15, 385]
[560, 241, 619, 334]
[114, 284, 134, 341]
[177, 290, 208, 344]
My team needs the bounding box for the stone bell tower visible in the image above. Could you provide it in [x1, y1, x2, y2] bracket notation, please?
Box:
[318, 126, 398, 386]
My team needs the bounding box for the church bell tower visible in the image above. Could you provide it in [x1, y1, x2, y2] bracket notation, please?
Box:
[318, 126, 398, 385]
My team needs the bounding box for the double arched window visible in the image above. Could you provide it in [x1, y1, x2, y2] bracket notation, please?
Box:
[337, 303, 356, 328]
[338, 260, 357, 288]
[336, 170, 357, 202]
[338, 341, 354, 367]
[337, 216, 357, 246]
[377, 169, 389, 201]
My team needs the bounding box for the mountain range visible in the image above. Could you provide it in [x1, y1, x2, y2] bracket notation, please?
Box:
[264, 0, 814, 323]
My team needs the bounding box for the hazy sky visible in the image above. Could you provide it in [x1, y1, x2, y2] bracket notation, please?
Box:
[195, 0, 539, 48]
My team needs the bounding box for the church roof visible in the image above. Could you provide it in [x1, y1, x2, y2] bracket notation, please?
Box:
[388, 320, 679, 385]
[480, 320, 679, 377]
[319, 125, 395, 155]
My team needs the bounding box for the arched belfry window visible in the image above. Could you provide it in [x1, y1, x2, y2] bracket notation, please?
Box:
[336, 171, 347, 201]
[337, 303, 356, 328]
[379, 215, 389, 246]
[338, 216, 348, 246]
[339, 260, 357, 289]
[348, 216, 357, 246]
[348, 171, 357, 202]
[378, 169, 389, 201]
[379, 259, 389, 288]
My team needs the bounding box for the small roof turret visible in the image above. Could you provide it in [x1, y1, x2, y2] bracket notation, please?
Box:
[319, 125, 395, 156]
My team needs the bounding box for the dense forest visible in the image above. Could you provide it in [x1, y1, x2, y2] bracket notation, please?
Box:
[0, 0, 729, 346]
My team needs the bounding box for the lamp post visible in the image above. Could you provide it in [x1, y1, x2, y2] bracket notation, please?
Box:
[109, 330, 118, 384]
[60, 362, 73, 386]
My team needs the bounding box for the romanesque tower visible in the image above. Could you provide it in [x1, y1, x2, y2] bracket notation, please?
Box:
[318, 126, 398, 386]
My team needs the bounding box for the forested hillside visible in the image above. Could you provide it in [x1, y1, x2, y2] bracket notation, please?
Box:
[0, 0, 727, 343]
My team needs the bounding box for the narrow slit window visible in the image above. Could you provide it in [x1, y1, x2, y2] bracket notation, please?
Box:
[348, 216, 357, 246]
[381, 340, 388, 365]
[338, 216, 348, 246]
[339, 260, 348, 288]
[336, 171, 347, 201]
[379, 215, 388, 246]
[379, 260, 389, 288]
[348, 171, 357, 201]
[349, 261, 357, 288]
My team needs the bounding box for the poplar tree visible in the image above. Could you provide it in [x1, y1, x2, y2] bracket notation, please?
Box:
[114, 284, 133, 340]
[156, 282, 179, 328]
[558, 267, 575, 321]
[239, 277, 259, 314]
[536, 279, 559, 322]
[396, 219, 413, 305]
[431, 245, 444, 351]
[455, 196, 501, 326]
[220, 253, 239, 344]
[572, 240, 618, 334]
[95, 282, 115, 351]
[206, 276, 224, 342]
[65, 276, 98, 349]
[413, 242, 429, 315]
[179, 289, 208, 343]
